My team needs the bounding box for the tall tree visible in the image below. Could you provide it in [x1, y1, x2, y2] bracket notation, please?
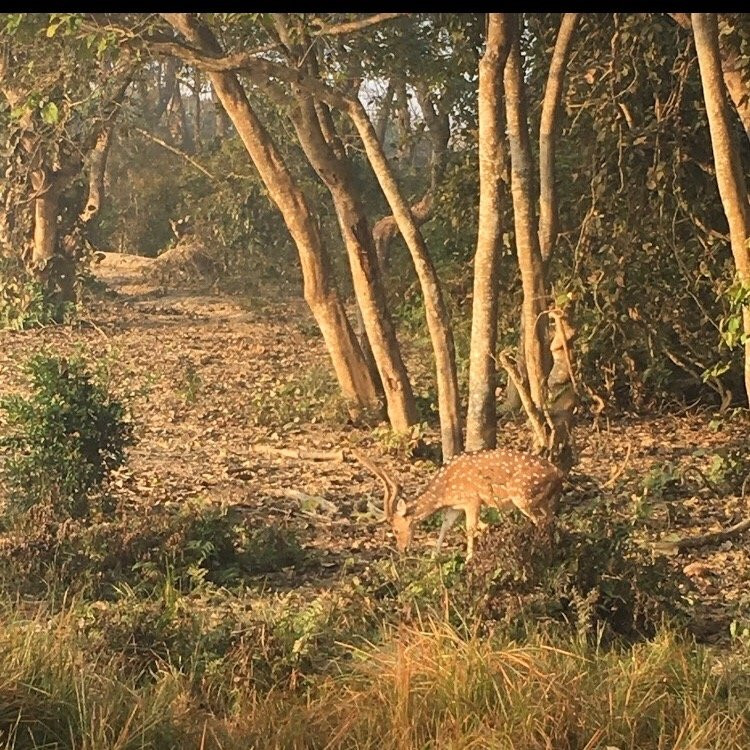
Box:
[692, 13, 750, 404]
[466, 13, 513, 451]
[504, 19, 552, 421]
[272, 15, 418, 434]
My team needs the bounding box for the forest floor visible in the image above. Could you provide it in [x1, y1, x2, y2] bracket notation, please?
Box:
[1, 251, 749, 642]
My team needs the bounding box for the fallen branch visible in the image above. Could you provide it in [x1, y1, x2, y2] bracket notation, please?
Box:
[246, 444, 345, 462]
[674, 517, 750, 551]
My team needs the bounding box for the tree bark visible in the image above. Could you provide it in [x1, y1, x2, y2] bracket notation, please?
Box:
[168, 76, 194, 154]
[692, 13, 750, 404]
[29, 168, 76, 306]
[79, 127, 113, 225]
[504, 19, 552, 424]
[375, 79, 395, 145]
[671, 13, 750, 142]
[539, 13, 578, 264]
[346, 99, 463, 457]
[194, 67, 202, 149]
[165, 13, 381, 417]
[466, 14, 513, 451]
[372, 88, 450, 271]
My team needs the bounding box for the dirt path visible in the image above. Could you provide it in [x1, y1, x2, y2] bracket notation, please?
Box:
[1, 254, 749, 630]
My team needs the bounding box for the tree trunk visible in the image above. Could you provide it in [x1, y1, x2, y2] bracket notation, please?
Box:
[210, 82, 230, 138]
[168, 78, 194, 153]
[539, 13, 578, 265]
[372, 90, 450, 271]
[466, 14, 513, 451]
[29, 168, 75, 307]
[671, 13, 750, 142]
[375, 79, 395, 145]
[79, 127, 113, 225]
[347, 99, 463, 457]
[152, 59, 178, 125]
[504, 19, 552, 426]
[194, 68, 202, 149]
[291, 95, 419, 433]
[165, 14, 381, 417]
[692, 13, 750, 404]
[502, 13, 577, 417]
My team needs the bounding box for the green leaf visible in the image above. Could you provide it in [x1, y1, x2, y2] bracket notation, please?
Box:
[46, 20, 63, 37]
[41, 101, 59, 125]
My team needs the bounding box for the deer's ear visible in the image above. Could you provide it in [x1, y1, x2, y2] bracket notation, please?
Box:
[395, 498, 408, 517]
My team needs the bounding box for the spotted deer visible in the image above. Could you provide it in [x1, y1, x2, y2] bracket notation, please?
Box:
[354, 449, 564, 559]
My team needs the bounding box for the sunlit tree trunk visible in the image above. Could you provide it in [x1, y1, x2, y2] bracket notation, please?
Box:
[466, 13, 513, 451]
[504, 20, 551, 423]
[692, 13, 750, 404]
[539, 13, 578, 265]
[501, 13, 577, 415]
[347, 100, 463, 457]
[671, 13, 750, 142]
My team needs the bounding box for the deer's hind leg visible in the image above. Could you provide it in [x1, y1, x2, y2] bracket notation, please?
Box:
[464, 504, 480, 560]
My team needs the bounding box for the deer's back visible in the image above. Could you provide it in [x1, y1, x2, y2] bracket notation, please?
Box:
[421, 449, 563, 512]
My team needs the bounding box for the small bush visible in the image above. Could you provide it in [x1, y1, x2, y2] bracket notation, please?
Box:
[0, 353, 133, 519]
[0, 256, 74, 329]
[0, 497, 307, 596]
[463, 510, 689, 641]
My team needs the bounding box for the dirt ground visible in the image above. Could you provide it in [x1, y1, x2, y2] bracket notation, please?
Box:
[1, 252, 748, 640]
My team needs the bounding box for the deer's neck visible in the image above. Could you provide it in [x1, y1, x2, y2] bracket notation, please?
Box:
[409, 473, 450, 522]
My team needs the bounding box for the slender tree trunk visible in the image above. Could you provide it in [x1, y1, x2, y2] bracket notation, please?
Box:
[291, 95, 419, 432]
[502, 13, 578, 416]
[504, 20, 551, 422]
[168, 79, 194, 153]
[373, 90, 450, 270]
[539, 13, 578, 265]
[692, 13, 750, 404]
[671, 13, 750, 142]
[375, 79, 395, 145]
[194, 68, 202, 149]
[347, 99, 463, 457]
[80, 127, 113, 225]
[153, 59, 178, 125]
[165, 14, 381, 417]
[394, 79, 411, 167]
[210, 82, 230, 138]
[466, 14, 513, 451]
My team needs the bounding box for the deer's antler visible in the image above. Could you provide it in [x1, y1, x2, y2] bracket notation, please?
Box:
[351, 450, 401, 519]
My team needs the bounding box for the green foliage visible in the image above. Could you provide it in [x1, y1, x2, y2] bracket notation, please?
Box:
[0, 256, 75, 329]
[462, 510, 689, 642]
[0, 353, 133, 519]
[370, 422, 427, 457]
[0, 496, 307, 596]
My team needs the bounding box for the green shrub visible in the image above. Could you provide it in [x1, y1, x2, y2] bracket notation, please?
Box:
[463, 510, 689, 641]
[0, 353, 133, 518]
[0, 256, 74, 329]
[0, 496, 307, 596]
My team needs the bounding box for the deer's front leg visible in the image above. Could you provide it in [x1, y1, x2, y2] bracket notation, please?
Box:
[434, 508, 462, 556]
